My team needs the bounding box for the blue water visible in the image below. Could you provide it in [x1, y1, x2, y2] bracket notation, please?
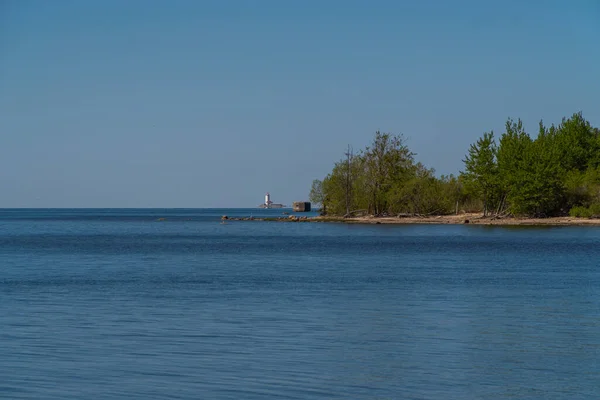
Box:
[1, 209, 599, 399]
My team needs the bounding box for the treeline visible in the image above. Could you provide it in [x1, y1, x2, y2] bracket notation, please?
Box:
[309, 112, 600, 218]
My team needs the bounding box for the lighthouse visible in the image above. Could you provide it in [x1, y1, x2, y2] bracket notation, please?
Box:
[258, 192, 284, 208]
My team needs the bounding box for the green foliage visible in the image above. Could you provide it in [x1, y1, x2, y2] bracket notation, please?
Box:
[569, 203, 600, 218]
[591, 203, 600, 216]
[553, 112, 598, 172]
[564, 169, 594, 209]
[492, 114, 599, 217]
[496, 118, 532, 214]
[495, 120, 565, 216]
[569, 206, 592, 218]
[387, 164, 435, 214]
[461, 131, 500, 216]
[361, 131, 415, 215]
[320, 153, 366, 216]
[310, 112, 600, 218]
[321, 165, 346, 216]
[308, 179, 324, 206]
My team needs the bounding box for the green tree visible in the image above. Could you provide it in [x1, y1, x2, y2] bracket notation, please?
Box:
[439, 174, 467, 215]
[554, 112, 598, 172]
[564, 167, 600, 209]
[320, 153, 366, 216]
[528, 121, 564, 215]
[308, 179, 324, 206]
[461, 131, 498, 216]
[362, 131, 415, 215]
[310, 113, 600, 218]
[321, 165, 346, 216]
[391, 165, 454, 215]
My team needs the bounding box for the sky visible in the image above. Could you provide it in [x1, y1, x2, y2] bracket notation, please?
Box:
[1, 0, 599, 208]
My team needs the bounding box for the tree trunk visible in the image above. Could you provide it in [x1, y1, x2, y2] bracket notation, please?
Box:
[483, 192, 487, 217]
[495, 194, 506, 216]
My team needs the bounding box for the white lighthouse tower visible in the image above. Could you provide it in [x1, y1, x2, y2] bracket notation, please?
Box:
[258, 192, 284, 208]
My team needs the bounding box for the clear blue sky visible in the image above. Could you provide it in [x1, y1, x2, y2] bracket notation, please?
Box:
[1, 0, 599, 208]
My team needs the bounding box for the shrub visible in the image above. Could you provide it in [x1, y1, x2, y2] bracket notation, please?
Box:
[569, 206, 593, 218]
[589, 203, 600, 217]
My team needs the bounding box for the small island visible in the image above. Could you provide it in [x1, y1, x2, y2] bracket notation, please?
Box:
[303, 112, 600, 225]
[257, 192, 286, 209]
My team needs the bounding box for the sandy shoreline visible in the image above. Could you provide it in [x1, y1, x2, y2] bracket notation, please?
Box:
[223, 213, 600, 226]
[310, 213, 600, 226]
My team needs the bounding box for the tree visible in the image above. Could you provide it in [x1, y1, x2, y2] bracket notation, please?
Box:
[344, 145, 354, 215]
[362, 131, 415, 215]
[527, 121, 564, 215]
[309, 113, 600, 218]
[388, 164, 455, 215]
[308, 179, 324, 206]
[496, 118, 533, 215]
[439, 174, 467, 215]
[461, 131, 498, 216]
[495, 116, 594, 216]
[320, 154, 366, 216]
[564, 167, 600, 210]
[554, 112, 598, 172]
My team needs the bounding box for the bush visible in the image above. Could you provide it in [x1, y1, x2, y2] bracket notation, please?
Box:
[569, 206, 593, 218]
[589, 203, 600, 217]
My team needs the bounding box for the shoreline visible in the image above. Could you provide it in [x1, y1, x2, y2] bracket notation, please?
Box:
[312, 214, 600, 226]
[224, 213, 600, 226]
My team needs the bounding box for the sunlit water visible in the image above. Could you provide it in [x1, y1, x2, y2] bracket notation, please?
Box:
[1, 209, 599, 399]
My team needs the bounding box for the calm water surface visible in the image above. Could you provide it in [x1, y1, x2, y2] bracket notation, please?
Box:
[1, 209, 599, 399]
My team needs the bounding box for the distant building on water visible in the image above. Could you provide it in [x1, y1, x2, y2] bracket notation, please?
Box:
[258, 192, 286, 208]
[293, 202, 311, 212]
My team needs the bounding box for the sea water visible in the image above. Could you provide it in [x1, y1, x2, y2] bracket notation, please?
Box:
[1, 209, 599, 399]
